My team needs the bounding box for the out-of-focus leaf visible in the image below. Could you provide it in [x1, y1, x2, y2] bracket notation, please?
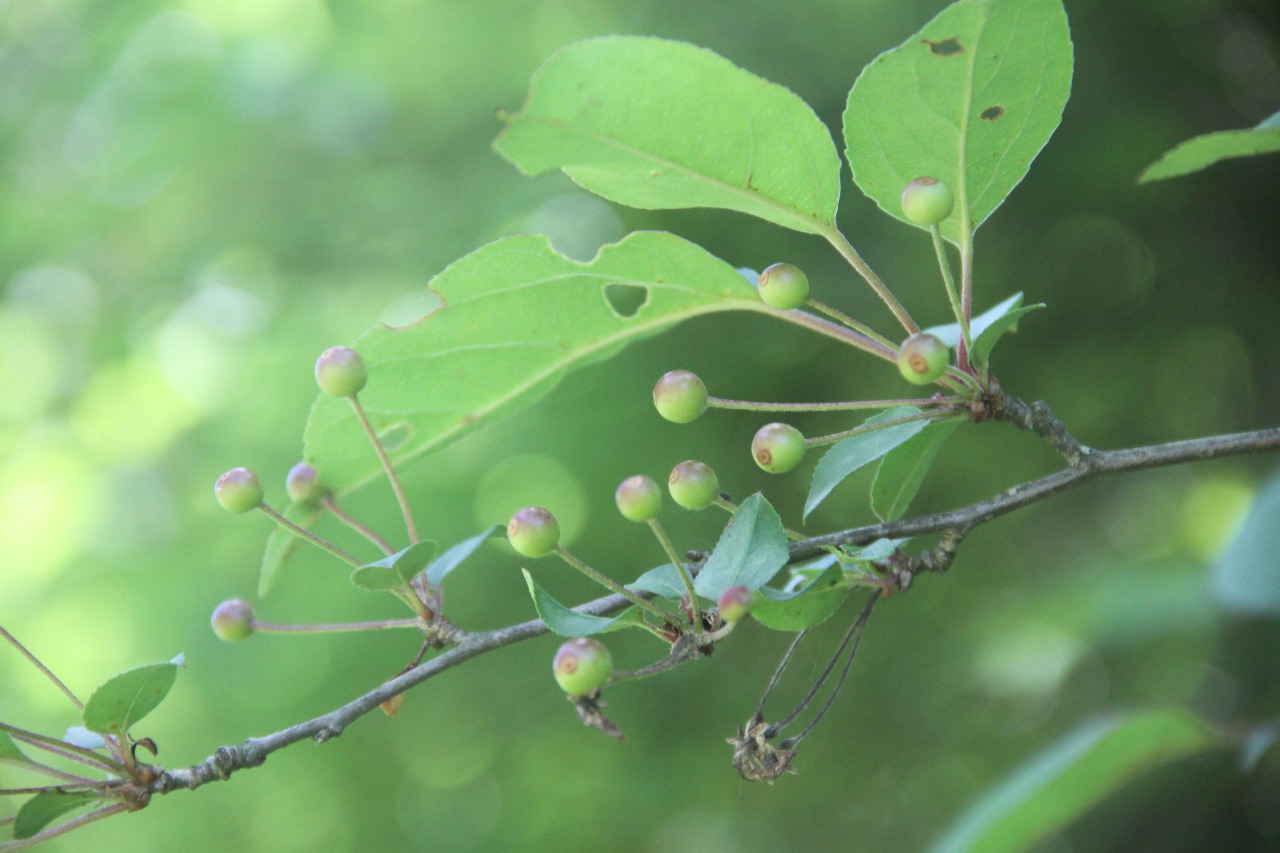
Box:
[872, 420, 960, 521]
[1138, 112, 1280, 183]
[259, 501, 323, 598]
[522, 569, 643, 637]
[929, 709, 1215, 853]
[61, 727, 106, 750]
[1213, 472, 1280, 615]
[844, 0, 1073, 245]
[752, 564, 852, 631]
[304, 232, 769, 493]
[495, 36, 841, 234]
[0, 730, 32, 765]
[425, 526, 501, 586]
[13, 790, 103, 840]
[82, 661, 179, 736]
[693, 494, 789, 600]
[807, 408, 929, 518]
[350, 540, 437, 591]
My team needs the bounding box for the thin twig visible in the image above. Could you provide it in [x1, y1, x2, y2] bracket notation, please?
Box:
[0, 802, 129, 851]
[0, 627, 82, 710]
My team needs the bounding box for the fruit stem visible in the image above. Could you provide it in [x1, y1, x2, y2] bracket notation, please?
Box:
[321, 495, 395, 556]
[804, 410, 961, 449]
[347, 396, 420, 544]
[957, 221, 976, 375]
[771, 307, 897, 363]
[0, 723, 128, 775]
[554, 546, 680, 625]
[804, 298, 898, 350]
[252, 616, 423, 634]
[0, 625, 82, 711]
[708, 395, 966, 413]
[929, 224, 974, 362]
[819, 226, 919, 335]
[646, 518, 700, 626]
[257, 503, 363, 567]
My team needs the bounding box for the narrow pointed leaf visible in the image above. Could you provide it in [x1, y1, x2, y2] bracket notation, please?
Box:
[752, 564, 852, 631]
[425, 525, 502, 586]
[495, 36, 841, 234]
[305, 231, 769, 494]
[693, 493, 789, 600]
[926, 292, 1025, 348]
[845, 0, 1073, 245]
[872, 420, 961, 521]
[971, 305, 1043, 366]
[258, 501, 323, 598]
[0, 731, 32, 765]
[1139, 112, 1280, 183]
[522, 569, 643, 637]
[82, 661, 179, 736]
[807, 408, 930, 518]
[13, 790, 102, 840]
[929, 709, 1214, 853]
[351, 540, 437, 591]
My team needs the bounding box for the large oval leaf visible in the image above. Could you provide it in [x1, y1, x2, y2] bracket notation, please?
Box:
[495, 36, 841, 234]
[693, 493, 789, 600]
[82, 661, 179, 736]
[844, 0, 1073, 245]
[304, 231, 766, 493]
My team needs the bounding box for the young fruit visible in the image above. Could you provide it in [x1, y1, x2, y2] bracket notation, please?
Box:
[214, 467, 264, 513]
[553, 637, 613, 697]
[668, 460, 719, 510]
[285, 462, 326, 504]
[652, 370, 707, 423]
[901, 177, 955, 226]
[615, 475, 662, 523]
[211, 598, 255, 642]
[507, 506, 560, 558]
[751, 423, 806, 474]
[757, 263, 810, 310]
[315, 346, 368, 397]
[897, 333, 950, 385]
[717, 585, 753, 624]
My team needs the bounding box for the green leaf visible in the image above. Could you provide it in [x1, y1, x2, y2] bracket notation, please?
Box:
[806, 408, 930, 518]
[259, 501, 323, 598]
[350, 540, 437, 591]
[926, 292, 1024, 348]
[845, 537, 909, 563]
[13, 790, 103, 840]
[752, 564, 852, 632]
[81, 662, 179, 737]
[305, 231, 768, 493]
[495, 36, 842, 235]
[521, 569, 643, 637]
[425, 525, 501, 586]
[1138, 112, 1280, 183]
[929, 709, 1215, 853]
[0, 731, 32, 765]
[872, 420, 961, 522]
[971, 304, 1043, 365]
[628, 564, 689, 601]
[693, 494, 789, 600]
[1212, 472, 1280, 615]
[844, 0, 1073, 245]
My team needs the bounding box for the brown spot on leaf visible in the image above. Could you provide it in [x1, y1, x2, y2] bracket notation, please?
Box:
[980, 105, 1004, 122]
[924, 37, 964, 56]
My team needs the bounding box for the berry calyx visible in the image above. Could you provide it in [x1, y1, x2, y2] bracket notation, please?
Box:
[652, 370, 707, 424]
[553, 637, 613, 697]
[285, 462, 326, 504]
[668, 460, 719, 510]
[757, 263, 810, 310]
[507, 506, 560, 558]
[717, 585, 753, 624]
[901, 177, 955, 226]
[211, 598, 255, 642]
[214, 467, 264, 513]
[315, 346, 368, 398]
[615, 475, 662, 523]
[897, 333, 950, 385]
[751, 423, 806, 474]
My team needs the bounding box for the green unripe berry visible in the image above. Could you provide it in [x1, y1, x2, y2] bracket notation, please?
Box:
[897, 333, 950, 385]
[210, 598, 255, 642]
[652, 370, 707, 424]
[285, 462, 326, 504]
[901, 177, 955, 226]
[507, 506, 560, 558]
[757, 263, 810, 310]
[214, 467, 264, 513]
[717, 585, 753, 624]
[553, 637, 613, 697]
[668, 460, 719, 510]
[751, 423, 806, 474]
[315, 346, 368, 398]
[615, 475, 662, 523]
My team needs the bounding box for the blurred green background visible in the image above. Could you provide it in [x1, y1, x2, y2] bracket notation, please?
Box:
[2, 0, 1278, 850]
